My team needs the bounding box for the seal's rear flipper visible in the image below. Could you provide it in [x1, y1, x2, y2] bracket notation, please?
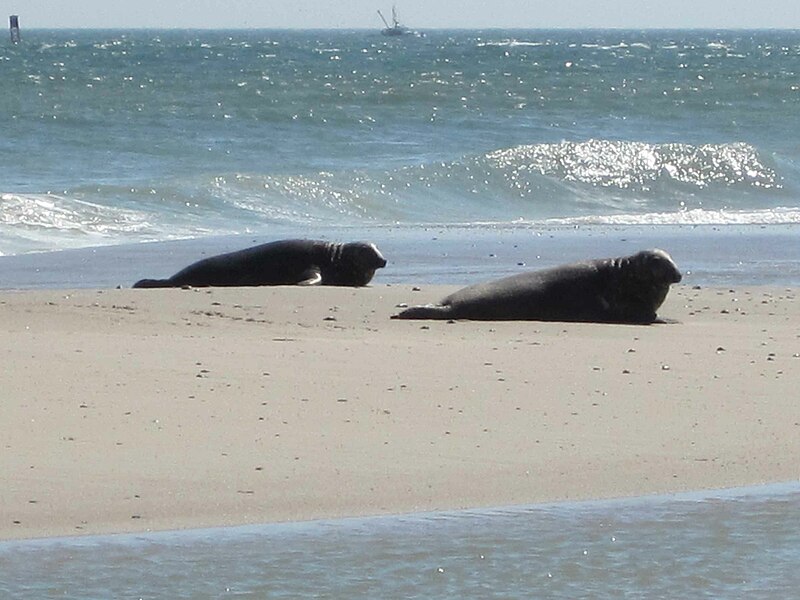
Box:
[391, 304, 451, 319]
[132, 278, 172, 288]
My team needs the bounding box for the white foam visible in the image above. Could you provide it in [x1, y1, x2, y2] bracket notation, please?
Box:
[544, 207, 800, 226]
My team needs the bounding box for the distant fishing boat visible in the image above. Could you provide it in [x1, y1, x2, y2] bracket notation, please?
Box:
[377, 6, 410, 36]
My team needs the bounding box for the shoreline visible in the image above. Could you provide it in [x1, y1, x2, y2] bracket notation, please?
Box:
[2, 283, 799, 540]
[7, 481, 800, 548]
[3, 224, 800, 290]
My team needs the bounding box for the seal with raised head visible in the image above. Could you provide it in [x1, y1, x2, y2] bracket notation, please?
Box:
[392, 249, 681, 323]
[133, 239, 387, 288]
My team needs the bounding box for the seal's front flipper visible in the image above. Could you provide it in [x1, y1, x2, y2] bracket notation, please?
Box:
[296, 267, 323, 286]
[654, 317, 681, 324]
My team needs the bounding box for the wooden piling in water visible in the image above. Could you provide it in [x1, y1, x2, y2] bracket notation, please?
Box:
[10, 15, 20, 44]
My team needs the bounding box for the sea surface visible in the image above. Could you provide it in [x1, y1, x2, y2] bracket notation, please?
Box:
[2, 29, 800, 597]
[1, 29, 799, 283]
[2, 484, 800, 599]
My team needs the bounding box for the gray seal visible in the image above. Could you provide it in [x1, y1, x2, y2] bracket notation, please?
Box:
[133, 239, 387, 288]
[392, 249, 681, 323]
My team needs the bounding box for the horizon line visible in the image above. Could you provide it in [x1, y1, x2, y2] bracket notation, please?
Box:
[9, 26, 800, 32]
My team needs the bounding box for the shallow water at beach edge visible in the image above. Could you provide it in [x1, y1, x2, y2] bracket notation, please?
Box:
[2, 483, 800, 599]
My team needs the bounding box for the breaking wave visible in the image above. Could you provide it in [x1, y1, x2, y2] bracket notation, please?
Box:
[485, 140, 779, 190]
[1, 139, 797, 255]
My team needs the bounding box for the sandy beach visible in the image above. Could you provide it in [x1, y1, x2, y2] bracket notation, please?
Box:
[1, 283, 798, 540]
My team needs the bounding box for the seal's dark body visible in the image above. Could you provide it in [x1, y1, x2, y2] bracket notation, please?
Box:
[133, 239, 386, 288]
[393, 250, 681, 324]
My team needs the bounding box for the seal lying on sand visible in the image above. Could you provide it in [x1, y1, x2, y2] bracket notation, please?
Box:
[392, 249, 681, 324]
[133, 239, 387, 288]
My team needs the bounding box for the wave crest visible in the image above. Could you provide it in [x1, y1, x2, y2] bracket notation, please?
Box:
[485, 140, 779, 190]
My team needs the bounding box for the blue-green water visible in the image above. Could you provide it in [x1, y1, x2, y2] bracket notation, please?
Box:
[1, 29, 799, 255]
[3, 485, 800, 599]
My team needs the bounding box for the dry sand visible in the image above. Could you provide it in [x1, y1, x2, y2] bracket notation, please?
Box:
[1, 284, 799, 540]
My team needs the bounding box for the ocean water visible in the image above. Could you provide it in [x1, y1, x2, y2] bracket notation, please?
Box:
[2, 484, 800, 599]
[1, 29, 799, 261]
[2, 29, 800, 596]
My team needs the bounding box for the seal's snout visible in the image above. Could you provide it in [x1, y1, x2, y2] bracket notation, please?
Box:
[368, 243, 387, 269]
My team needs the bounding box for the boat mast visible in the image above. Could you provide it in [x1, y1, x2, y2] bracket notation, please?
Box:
[377, 10, 391, 29]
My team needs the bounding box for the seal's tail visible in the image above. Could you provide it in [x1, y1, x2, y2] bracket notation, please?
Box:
[132, 278, 172, 288]
[391, 304, 452, 320]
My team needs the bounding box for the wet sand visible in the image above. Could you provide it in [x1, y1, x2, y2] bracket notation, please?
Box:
[1, 284, 798, 540]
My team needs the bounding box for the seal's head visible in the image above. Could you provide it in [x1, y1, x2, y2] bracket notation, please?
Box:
[335, 242, 387, 286]
[630, 249, 682, 285]
[617, 248, 682, 316]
